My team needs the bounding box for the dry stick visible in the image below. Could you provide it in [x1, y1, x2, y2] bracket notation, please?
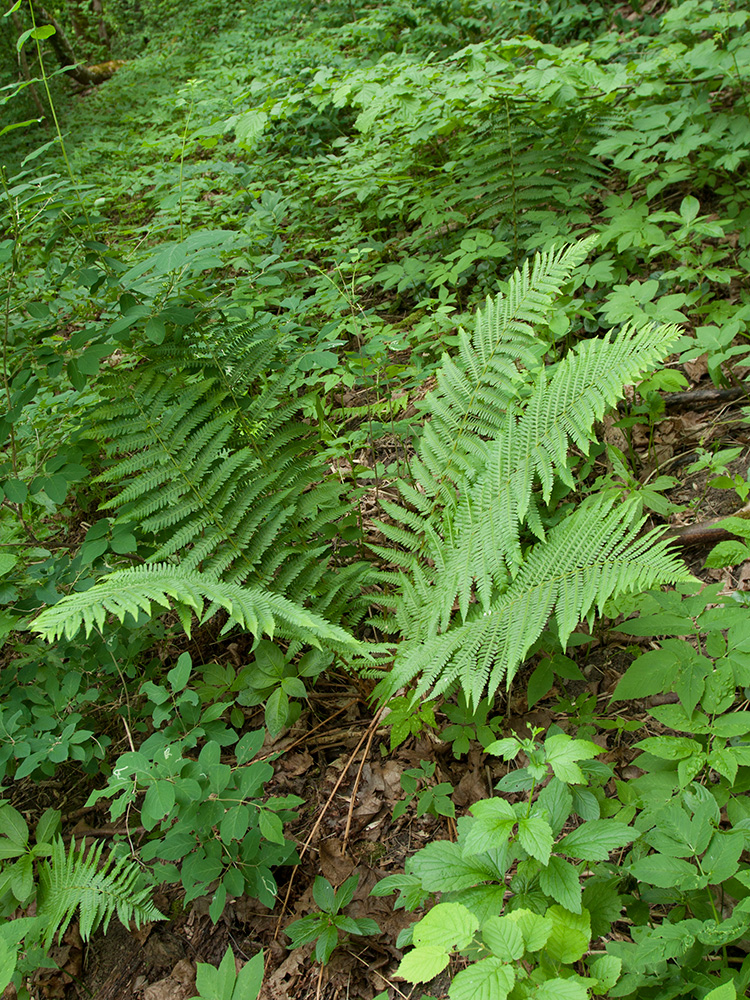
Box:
[273, 713, 383, 942]
[615, 382, 750, 414]
[342, 706, 385, 852]
[666, 501, 750, 548]
[348, 949, 410, 999]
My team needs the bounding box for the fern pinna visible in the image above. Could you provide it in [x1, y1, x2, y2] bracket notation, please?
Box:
[371, 241, 693, 708]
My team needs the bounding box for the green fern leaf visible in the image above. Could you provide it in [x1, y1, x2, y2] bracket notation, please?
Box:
[376, 497, 693, 707]
[30, 566, 361, 651]
[372, 241, 694, 707]
[37, 838, 164, 947]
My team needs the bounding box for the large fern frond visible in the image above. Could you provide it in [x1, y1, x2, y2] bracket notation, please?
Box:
[87, 327, 368, 625]
[37, 838, 164, 948]
[414, 238, 596, 507]
[375, 497, 692, 707]
[30, 565, 360, 651]
[371, 241, 693, 707]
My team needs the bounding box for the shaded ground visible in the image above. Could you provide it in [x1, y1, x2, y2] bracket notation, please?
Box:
[8, 375, 750, 1000]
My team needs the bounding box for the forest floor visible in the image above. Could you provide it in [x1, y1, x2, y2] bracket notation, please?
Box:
[13, 381, 750, 1000]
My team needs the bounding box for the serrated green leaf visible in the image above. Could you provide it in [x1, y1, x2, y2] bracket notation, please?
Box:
[544, 905, 590, 964]
[558, 821, 634, 861]
[539, 856, 582, 913]
[464, 799, 517, 854]
[505, 908, 553, 951]
[397, 945, 450, 984]
[534, 978, 589, 1000]
[481, 916, 524, 960]
[629, 854, 699, 889]
[449, 957, 515, 1000]
[588, 953, 622, 990]
[517, 816, 553, 864]
[413, 902, 478, 951]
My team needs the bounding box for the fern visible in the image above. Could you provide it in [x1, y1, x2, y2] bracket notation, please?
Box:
[37, 837, 163, 948]
[372, 242, 694, 706]
[31, 565, 360, 651]
[38, 324, 370, 647]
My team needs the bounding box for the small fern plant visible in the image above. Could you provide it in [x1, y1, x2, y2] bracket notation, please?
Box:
[37, 837, 163, 947]
[1, 832, 162, 990]
[371, 240, 694, 708]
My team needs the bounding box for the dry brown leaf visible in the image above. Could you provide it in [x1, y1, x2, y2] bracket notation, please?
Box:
[319, 838, 356, 884]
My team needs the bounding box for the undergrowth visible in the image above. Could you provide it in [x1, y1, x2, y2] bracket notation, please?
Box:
[2, 1, 750, 998]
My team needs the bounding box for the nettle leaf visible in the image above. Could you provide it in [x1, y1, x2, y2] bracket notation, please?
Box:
[397, 945, 450, 984]
[635, 736, 702, 760]
[534, 979, 590, 1000]
[517, 816, 554, 864]
[544, 734, 601, 784]
[464, 799, 517, 854]
[629, 855, 700, 890]
[481, 916, 524, 961]
[413, 903, 478, 951]
[448, 958, 515, 1000]
[410, 841, 496, 892]
[588, 954, 622, 990]
[558, 821, 634, 861]
[545, 906, 590, 964]
[506, 908, 554, 952]
[540, 856, 582, 913]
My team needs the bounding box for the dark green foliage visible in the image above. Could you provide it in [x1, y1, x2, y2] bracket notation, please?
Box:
[3, 1, 750, 996]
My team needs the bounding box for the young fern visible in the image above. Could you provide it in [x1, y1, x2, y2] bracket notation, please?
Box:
[37, 837, 163, 948]
[372, 242, 694, 707]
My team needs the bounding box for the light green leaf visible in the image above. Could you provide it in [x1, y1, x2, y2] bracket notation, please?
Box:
[534, 978, 589, 1000]
[481, 916, 524, 961]
[517, 816, 553, 864]
[0, 554, 17, 576]
[397, 945, 450, 984]
[167, 652, 192, 693]
[448, 958, 515, 1000]
[544, 906, 590, 964]
[588, 953, 622, 990]
[0, 936, 16, 994]
[558, 821, 634, 861]
[505, 908, 553, 952]
[702, 981, 736, 1000]
[413, 902, 478, 951]
[464, 799, 517, 854]
[629, 854, 699, 889]
[232, 950, 264, 1000]
[539, 856, 582, 913]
